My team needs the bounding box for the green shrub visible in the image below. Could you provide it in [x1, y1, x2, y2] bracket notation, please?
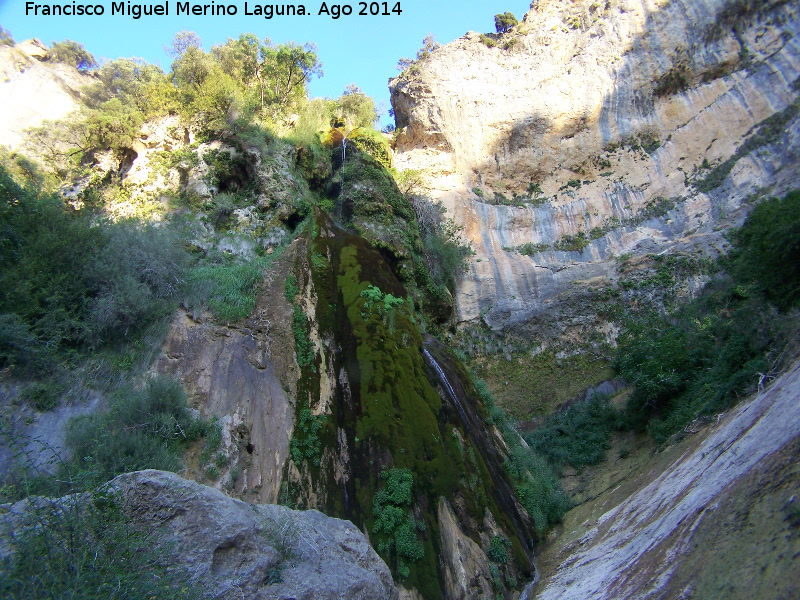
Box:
[0, 166, 187, 370]
[554, 232, 589, 252]
[488, 535, 511, 563]
[472, 377, 570, 532]
[20, 381, 63, 412]
[494, 12, 518, 33]
[615, 192, 800, 443]
[524, 396, 617, 471]
[654, 64, 690, 97]
[412, 196, 471, 297]
[289, 408, 326, 466]
[65, 377, 210, 488]
[47, 39, 97, 71]
[728, 191, 800, 310]
[372, 468, 425, 573]
[183, 258, 265, 322]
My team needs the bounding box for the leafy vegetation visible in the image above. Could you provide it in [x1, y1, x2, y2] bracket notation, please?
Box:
[615, 191, 800, 443]
[494, 12, 519, 33]
[653, 64, 690, 97]
[524, 396, 618, 472]
[183, 257, 266, 322]
[488, 535, 511, 563]
[47, 39, 97, 71]
[290, 409, 327, 467]
[473, 377, 571, 533]
[396, 34, 441, 72]
[0, 165, 187, 376]
[372, 468, 425, 578]
[65, 377, 218, 489]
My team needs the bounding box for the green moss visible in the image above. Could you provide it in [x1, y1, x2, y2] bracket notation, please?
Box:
[292, 214, 529, 593]
[290, 409, 327, 467]
[471, 351, 614, 419]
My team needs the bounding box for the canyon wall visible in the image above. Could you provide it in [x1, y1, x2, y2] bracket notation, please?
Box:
[391, 0, 800, 333]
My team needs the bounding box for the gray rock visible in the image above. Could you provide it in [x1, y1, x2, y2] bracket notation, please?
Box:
[1, 470, 398, 600]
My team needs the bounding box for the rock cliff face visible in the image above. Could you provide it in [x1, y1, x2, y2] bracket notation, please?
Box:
[0, 39, 88, 150]
[152, 247, 298, 504]
[391, 0, 800, 332]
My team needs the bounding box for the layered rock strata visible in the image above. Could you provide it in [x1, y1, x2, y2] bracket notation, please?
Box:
[390, 0, 800, 331]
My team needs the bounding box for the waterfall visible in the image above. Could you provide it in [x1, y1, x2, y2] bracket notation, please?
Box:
[424, 348, 472, 430]
[422, 338, 535, 553]
[337, 137, 347, 224]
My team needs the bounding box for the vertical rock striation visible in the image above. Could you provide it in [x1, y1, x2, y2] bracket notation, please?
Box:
[390, 0, 800, 330]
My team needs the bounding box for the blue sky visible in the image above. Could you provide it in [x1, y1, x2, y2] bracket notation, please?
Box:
[0, 0, 532, 127]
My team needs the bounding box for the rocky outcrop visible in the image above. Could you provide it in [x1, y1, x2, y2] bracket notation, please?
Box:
[152, 242, 300, 504]
[531, 358, 800, 599]
[0, 384, 103, 477]
[390, 0, 800, 331]
[0, 39, 89, 150]
[0, 470, 399, 600]
[437, 497, 494, 600]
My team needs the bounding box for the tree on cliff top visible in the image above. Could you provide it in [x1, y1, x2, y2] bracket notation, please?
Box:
[494, 12, 518, 33]
[47, 40, 97, 71]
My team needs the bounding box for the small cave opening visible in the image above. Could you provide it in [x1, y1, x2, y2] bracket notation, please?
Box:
[377, 246, 400, 274]
[217, 173, 246, 193]
[118, 148, 138, 177]
[284, 210, 306, 231]
[216, 154, 254, 193]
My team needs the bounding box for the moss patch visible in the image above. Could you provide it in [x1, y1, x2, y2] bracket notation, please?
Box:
[284, 211, 535, 597]
[471, 351, 614, 419]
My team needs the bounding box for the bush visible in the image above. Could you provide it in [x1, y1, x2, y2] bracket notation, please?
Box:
[473, 376, 570, 533]
[47, 39, 97, 71]
[411, 196, 471, 292]
[335, 84, 378, 129]
[728, 191, 800, 310]
[372, 468, 425, 571]
[183, 258, 265, 322]
[488, 535, 511, 563]
[0, 165, 188, 367]
[494, 12, 518, 33]
[524, 396, 617, 471]
[65, 377, 210, 487]
[615, 192, 800, 443]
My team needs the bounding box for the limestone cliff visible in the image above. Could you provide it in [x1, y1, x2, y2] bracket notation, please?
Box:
[391, 0, 800, 334]
[0, 39, 89, 150]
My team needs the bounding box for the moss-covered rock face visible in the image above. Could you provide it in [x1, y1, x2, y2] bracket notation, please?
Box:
[282, 209, 533, 598]
[329, 145, 455, 324]
[338, 148, 419, 281]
